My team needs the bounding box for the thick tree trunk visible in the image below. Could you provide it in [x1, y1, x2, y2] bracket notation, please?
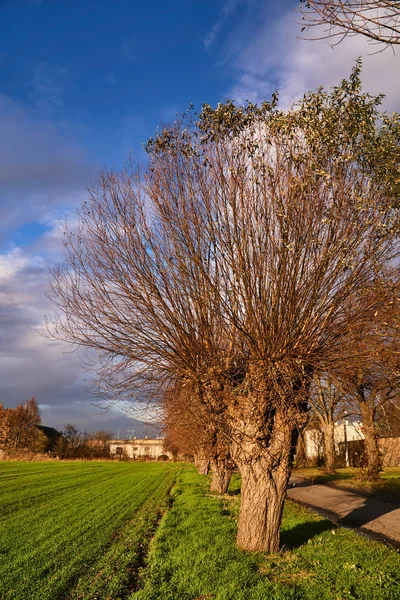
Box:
[235, 458, 289, 553]
[210, 458, 232, 494]
[198, 459, 210, 475]
[360, 401, 381, 481]
[227, 364, 310, 553]
[194, 448, 210, 475]
[231, 406, 305, 553]
[323, 421, 336, 473]
[294, 432, 306, 468]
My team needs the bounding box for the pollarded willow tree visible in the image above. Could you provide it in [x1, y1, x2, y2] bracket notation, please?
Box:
[308, 277, 399, 475]
[163, 382, 234, 492]
[50, 65, 399, 553]
[163, 385, 205, 463]
[50, 111, 241, 493]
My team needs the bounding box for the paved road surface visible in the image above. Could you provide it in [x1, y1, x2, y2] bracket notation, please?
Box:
[287, 476, 400, 548]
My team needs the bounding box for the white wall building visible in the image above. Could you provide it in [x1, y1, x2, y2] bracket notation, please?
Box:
[304, 420, 364, 460]
[109, 438, 173, 460]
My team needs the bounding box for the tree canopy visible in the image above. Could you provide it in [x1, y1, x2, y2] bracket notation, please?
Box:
[49, 65, 400, 552]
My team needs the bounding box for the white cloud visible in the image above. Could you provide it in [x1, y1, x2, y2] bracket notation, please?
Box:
[0, 248, 28, 280]
[204, 0, 241, 51]
[30, 61, 69, 116]
[0, 88, 129, 432]
[0, 93, 94, 237]
[0, 237, 84, 417]
[229, 7, 400, 111]
[0, 227, 149, 434]
[122, 38, 137, 62]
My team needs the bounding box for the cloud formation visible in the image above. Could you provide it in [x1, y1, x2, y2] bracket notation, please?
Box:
[0, 92, 130, 432]
[2, 1, 398, 437]
[30, 62, 68, 116]
[0, 238, 146, 434]
[203, 0, 241, 51]
[0, 86, 157, 434]
[227, 5, 400, 110]
[0, 94, 95, 238]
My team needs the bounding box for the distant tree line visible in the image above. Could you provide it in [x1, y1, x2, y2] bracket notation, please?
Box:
[0, 399, 114, 459]
[56, 425, 113, 459]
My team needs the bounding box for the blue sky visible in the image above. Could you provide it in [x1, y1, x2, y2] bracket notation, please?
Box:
[2, 1, 225, 162]
[0, 0, 399, 436]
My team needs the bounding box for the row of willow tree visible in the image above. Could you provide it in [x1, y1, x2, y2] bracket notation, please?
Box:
[49, 65, 400, 553]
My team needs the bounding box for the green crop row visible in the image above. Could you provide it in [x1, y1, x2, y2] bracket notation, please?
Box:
[0, 461, 178, 600]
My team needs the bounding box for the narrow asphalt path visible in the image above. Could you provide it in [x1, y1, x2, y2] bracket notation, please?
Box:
[287, 475, 400, 549]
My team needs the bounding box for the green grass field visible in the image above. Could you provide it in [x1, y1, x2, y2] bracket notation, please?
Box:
[0, 461, 177, 600]
[1, 462, 400, 600]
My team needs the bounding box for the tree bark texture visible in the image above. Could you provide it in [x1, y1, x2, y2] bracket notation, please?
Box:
[323, 421, 336, 473]
[235, 457, 289, 553]
[210, 458, 232, 494]
[230, 395, 308, 553]
[360, 400, 381, 481]
[195, 449, 210, 475]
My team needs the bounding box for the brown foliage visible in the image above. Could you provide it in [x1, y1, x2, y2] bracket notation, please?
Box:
[163, 384, 207, 460]
[163, 383, 233, 487]
[0, 398, 42, 452]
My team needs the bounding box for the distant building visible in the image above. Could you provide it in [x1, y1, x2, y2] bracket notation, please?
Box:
[302, 420, 400, 467]
[304, 420, 364, 460]
[109, 438, 172, 460]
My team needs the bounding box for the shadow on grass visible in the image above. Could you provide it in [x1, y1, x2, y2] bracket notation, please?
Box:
[280, 518, 334, 549]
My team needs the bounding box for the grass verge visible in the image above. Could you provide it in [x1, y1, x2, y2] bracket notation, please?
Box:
[132, 468, 400, 600]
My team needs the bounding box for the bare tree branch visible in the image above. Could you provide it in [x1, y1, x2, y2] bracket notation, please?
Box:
[299, 1, 400, 50]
